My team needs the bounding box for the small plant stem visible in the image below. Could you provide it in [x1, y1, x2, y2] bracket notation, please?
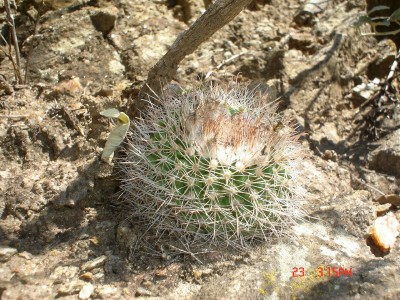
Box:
[0, 35, 20, 80]
[362, 27, 400, 36]
[205, 51, 247, 79]
[128, 0, 253, 117]
[24, 6, 43, 83]
[4, 0, 23, 83]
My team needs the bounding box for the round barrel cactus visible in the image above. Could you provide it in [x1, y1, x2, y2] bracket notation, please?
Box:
[120, 83, 307, 248]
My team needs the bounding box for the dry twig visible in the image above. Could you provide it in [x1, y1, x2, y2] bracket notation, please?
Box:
[128, 0, 253, 117]
[4, 0, 23, 83]
[204, 51, 247, 79]
[357, 47, 400, 139]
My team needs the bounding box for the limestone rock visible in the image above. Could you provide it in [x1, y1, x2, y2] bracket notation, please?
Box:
[368, 129, 400, 177]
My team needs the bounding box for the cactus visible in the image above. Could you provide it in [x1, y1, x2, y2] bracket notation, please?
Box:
[120, 83, 307, 248]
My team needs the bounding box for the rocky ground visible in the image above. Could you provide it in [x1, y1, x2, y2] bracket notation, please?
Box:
[1, 0, 400, 299]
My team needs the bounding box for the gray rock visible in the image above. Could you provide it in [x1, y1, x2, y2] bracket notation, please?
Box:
[80, 255, 107, 272]
[78, 283, 94, 300]
[1, 282, 56, 300]
[50, 266, 79, 284]
[95, 285, 119, 299]
[293, 0, 329, 26]
[25, 7, 125, 90]
[57, 279, 85, 296]
[0, 246, 17, 262]
[368, 129, 400, 177]
[104, 255, 127, 275]
[135, 287, 152, 297]
[288, 32, 316, 53]
[310, 122, 341, 144]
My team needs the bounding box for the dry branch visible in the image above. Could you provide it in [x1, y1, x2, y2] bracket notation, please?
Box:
[127, 0, 253, 117]
[4, 0, 23, 83]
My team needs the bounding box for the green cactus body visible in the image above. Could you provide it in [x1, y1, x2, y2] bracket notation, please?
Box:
[121, 84, 307, 247]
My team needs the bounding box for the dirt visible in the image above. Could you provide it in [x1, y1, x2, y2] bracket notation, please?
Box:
[1, 0, 400, 299]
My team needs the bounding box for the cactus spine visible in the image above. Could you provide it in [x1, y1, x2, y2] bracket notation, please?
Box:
[120, 83, 307, 248]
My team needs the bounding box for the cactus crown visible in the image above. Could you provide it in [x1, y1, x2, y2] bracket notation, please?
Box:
[120, 83, 307, 248]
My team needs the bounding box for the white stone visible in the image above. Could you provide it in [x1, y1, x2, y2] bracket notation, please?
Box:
[79, 283, 94, 300]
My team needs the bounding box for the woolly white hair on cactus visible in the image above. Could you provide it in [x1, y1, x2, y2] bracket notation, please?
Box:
[120, 83, 307, 248]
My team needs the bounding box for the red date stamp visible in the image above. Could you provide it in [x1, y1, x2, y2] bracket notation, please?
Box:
[292, 266, 353, 278]
[259, 265, 350, 297]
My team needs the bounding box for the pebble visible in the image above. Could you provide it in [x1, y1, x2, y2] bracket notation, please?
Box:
[376, 203, 393, 217]
[90, 6, 118, 34]
[376, 194, 400, 207]
[368, 129, 400, 177]
[79, 272, 94, 281]
[351, 79, 380, 104]
[192, 270, 202, 280]
[154, 268, 167, 278]
[135, 287, 152, 297]
[52, 77, 83, 96]
[79, 283, 94, 300]
[192, 268, 213, 280]
[293, 0, 329, 26]
[80, 255, 107, 272]
[0, 247, 17, 262]
[141, 279, 152, 288]
[18, 251, 33, 260]
[96, 285, 118, 299]
[50, 266, 79, 282]
[117, 223, 137, 247]
[322, 149, 338, 162]
[57, 279, 85, 296]
[93, 271, 105, 280]
[89, 237, 99, 245]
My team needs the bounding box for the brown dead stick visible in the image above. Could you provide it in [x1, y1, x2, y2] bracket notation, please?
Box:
[127, 0, 253, 118]
[4, 0, 23, 83]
